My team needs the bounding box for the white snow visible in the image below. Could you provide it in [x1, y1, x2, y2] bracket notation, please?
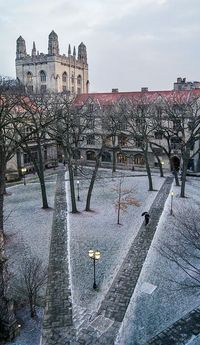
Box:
[4, 176, 56, 345]
[66, 168, 165, 313]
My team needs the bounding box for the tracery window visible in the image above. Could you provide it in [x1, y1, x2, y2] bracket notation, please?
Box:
[40, 70, 46, 82]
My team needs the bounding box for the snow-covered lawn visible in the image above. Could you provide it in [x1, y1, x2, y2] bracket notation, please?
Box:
[4, 177, 56, 345]
[66, 169, 165, 312]
[118, 177, 200, 345]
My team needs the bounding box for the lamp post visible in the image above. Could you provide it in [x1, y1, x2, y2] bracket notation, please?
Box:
[170, 191, 174, 215]
[77, 180, 80, 201]
[88, 249, 101, 289]
[21, 167, 27, 186]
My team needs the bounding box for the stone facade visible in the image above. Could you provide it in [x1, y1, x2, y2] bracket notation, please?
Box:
[174, 77, 200, 91]
[16, 31, 89, 95]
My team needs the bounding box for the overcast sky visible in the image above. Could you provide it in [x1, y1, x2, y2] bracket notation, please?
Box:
[0, 0, 200, 92]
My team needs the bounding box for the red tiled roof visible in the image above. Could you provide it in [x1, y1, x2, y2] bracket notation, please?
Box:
[74, 89, 200, 107]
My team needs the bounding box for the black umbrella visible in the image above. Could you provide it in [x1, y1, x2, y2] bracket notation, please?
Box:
[141, 212, 148, 216]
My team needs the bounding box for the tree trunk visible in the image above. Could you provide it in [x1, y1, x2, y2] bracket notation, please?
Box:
[174, 170, 180, 187]
[150, 145, 164, 177]
[180, 156, 189, 198]
[85, 148, 103, 211]
[112, 147, 116, 173]
[37, 146, 49, 209]
[68, 162, 78, 213]
[144, 147, 153, 191]
[29, 295, 36, 318]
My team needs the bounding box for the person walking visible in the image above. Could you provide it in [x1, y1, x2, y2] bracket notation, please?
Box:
[141, 211, 150, 226]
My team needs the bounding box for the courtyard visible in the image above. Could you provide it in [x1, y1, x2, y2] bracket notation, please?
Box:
[3, 168, 200, 344]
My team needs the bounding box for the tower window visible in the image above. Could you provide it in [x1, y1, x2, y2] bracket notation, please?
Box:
[27, 71, 33, 83]
[62, 72, 67, 82]
[40, 70, 46, 82]
[71, 75, 74, 84]
[77, 75, 82, 85]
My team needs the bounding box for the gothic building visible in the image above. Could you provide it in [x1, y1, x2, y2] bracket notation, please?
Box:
[15, 30, 89, 94]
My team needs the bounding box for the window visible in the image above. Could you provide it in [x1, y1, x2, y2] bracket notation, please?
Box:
[27, 71, 33, 83]
[135, 137, 143, 148]
[86, 115, 95, 129]
[63, 85, 67, 92]
[77, 75, 81, 85]
[89, 104, 94, 112]
[171, 136, 181, 149]
[40, 70, 46, 82]
[86, 151, 96, 161]
[71, 74, 74, 84]
[87, 134, 95, 145]
[77, 88, 81, 94]
[62, 72, 67, 82]
[117, 153, 127, 164]
[134, 154, 145, 165]
[27, 85, 33, 93]
[40, 84, 47, 93]
[102, 151, 111, 162]
[71, 87, 74, 93]
[173, 119, 181, 131]
[154, 131, 163, 139]
[118, 134, 128, 146]
[117, 121, 127, 131]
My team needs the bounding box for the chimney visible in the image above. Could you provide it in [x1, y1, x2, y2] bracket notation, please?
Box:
[141, 87, 148, 92]
[112, 88, 119, 93]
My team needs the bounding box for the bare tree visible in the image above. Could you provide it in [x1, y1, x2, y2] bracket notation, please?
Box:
[14, 92, 56, 209]
[123, 95, 157, 191]
[15, 256, 48, 318]
[112, 175, 140, 225]
[50, 94, 92, 213]
[157, 205, 200, 289]
[162, 92, 200, 197]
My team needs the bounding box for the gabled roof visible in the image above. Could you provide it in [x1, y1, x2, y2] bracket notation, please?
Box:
[74, 89, 200, 107]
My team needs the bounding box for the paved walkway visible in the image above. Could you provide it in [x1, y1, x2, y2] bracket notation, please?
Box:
[41, 171, 75, 345]
[75, 177, 173, 344]
[145, 306, 200, 345]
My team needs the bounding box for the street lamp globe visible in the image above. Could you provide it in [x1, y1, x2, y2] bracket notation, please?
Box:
[94, 250, 101, 260]
[88, 249, 94, 258]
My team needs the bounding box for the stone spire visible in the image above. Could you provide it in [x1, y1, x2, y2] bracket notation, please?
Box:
[78, 42, 87, 63]
[68, 44, 71, 56]
[32, 41, 36, 57]
[73, 46, 76, 58]
[48, 30, 59, 55]
[16, 36, 27, 59]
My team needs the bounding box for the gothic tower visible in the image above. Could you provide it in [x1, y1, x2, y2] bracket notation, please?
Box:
[15, 31, 89, 94]
[78, 42, 87, 64]
[16, 36, 27, 59]
[48, 30, 59, 55]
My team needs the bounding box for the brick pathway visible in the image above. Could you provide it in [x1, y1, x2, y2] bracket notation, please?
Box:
[41, 171, 76, 345]
[145, 307, 200, 345]
[75, 177, 174, 344]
